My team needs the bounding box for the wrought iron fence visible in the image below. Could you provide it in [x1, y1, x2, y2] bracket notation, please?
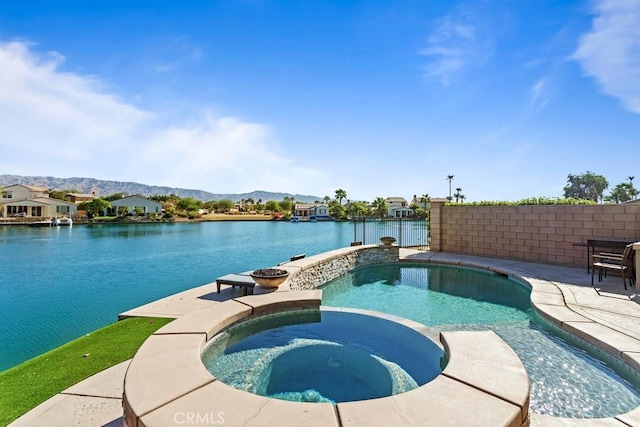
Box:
[352, 218, 429, 249]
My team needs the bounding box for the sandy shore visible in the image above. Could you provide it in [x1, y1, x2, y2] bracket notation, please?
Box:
[202, 213, 277, 221]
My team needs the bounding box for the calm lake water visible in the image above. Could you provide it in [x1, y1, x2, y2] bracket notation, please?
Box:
[0, 221, 353, 371]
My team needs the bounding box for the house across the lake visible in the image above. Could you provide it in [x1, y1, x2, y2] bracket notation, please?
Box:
[65, 192, 96, 203]
[0, 184, 78, 218]
[106, 195, 163, 216]
[385, 197, 413, 218]
[293, 203, 332, 221]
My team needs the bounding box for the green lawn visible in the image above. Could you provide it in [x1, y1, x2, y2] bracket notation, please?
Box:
[0, 317, 173, 425]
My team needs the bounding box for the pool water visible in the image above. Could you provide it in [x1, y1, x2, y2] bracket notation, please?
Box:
[201, 309, 445, 403]
[320, 263, 640, 418]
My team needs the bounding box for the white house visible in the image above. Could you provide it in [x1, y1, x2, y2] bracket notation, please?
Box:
[1, 184, 78, 218]
[313, 204, 331, 220]
[293, 203, 332, 221]
[107, 195, 163, 216]
[385, 197, 413, 218]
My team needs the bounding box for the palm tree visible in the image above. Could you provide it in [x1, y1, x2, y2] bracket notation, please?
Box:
[446, 175, 454, 201]
[454, 187, 463, 203]
[335, 189, 347, 206]
[371, 197, 388, 218]
[347, 201, 367, 219]
[629, 176, 637, 200]
[420, 193, 430, 209]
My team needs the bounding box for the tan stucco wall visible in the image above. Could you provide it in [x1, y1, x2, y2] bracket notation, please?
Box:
[430, 200, 640, 268]
[2, 184, 45, 200]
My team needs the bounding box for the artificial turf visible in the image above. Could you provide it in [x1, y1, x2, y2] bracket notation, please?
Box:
[0, 316, 173, 425]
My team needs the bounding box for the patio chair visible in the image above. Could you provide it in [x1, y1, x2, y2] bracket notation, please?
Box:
[591, 244, 635, 290]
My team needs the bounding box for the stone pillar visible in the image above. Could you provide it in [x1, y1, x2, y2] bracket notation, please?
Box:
[429, 198, 447, 252]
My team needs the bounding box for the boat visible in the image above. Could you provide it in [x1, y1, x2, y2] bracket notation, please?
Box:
[290, 216, 300, 223]
[53, 217, 73, 226]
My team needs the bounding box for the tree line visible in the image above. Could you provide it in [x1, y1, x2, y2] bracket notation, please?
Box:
[45, 188, 432, 220]
[563, 172, 637, 203]
[41, 170, 639, 221]
[444, 171, 637, 205]
[328, 190, 430, 220]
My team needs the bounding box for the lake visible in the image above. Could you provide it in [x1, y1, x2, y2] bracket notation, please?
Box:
[0, 221, 354, 371]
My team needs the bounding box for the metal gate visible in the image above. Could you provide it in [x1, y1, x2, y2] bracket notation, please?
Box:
[352, 218, 429, 249]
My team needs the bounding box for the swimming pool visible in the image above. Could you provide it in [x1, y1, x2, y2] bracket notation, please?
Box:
[320, 263, 640, 418]
[201, 308, 446, 403]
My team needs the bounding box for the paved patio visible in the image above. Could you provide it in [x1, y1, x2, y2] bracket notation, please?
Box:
[9, 249, 640, 426]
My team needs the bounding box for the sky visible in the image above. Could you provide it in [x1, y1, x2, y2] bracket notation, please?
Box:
[0, 0, 638, 203]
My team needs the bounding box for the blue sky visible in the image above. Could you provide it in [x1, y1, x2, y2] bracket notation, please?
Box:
[0, 1, 638, 202]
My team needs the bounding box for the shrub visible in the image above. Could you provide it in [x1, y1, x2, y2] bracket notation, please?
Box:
[445, 197, 596, 206]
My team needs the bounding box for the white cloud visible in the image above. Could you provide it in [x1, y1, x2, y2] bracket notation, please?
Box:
[420, 17, 475, 84]
[573, 0, 640, 114]
[419, 5, 494, 85]
[0, 40, 326, 195]
[0, 40, 155, 170]
[529, 78, 549, 110]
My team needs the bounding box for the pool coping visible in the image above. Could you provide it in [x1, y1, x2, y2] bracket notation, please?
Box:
[123, 291, 531, 427]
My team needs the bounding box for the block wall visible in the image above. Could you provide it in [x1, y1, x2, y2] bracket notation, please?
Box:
[430, 200, 640, 268]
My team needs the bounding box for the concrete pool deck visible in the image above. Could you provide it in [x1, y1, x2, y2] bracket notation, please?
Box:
[9, 248, 640, 426]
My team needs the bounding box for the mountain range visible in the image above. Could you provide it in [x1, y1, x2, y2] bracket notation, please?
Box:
[0, 175, 323, 203]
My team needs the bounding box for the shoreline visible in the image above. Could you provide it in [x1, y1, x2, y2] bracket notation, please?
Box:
[0, 213, 281, 226]
[202, 213, 278, 221]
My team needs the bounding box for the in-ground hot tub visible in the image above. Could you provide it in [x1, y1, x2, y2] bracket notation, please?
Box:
[201, 308, 446, 403]
[123, 290, 530, 426]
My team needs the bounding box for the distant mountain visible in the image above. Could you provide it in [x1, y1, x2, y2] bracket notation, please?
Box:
[0, 175, 323, 203]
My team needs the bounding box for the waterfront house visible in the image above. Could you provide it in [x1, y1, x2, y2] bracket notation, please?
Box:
[385, 197, 413, 218]
[0, 184, 78, 218]
[293, 203, 332, 221]
[65, 192, 96, 203]
[1, 184, 48, 200]
[106, 195, 162, 216]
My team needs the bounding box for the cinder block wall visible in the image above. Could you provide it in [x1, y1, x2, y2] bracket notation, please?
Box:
[430, 199, 640, 268]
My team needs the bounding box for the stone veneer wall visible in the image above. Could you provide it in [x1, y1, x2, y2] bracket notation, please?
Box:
[289, 246, 399, 290]
[429, 199, 640, 268]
